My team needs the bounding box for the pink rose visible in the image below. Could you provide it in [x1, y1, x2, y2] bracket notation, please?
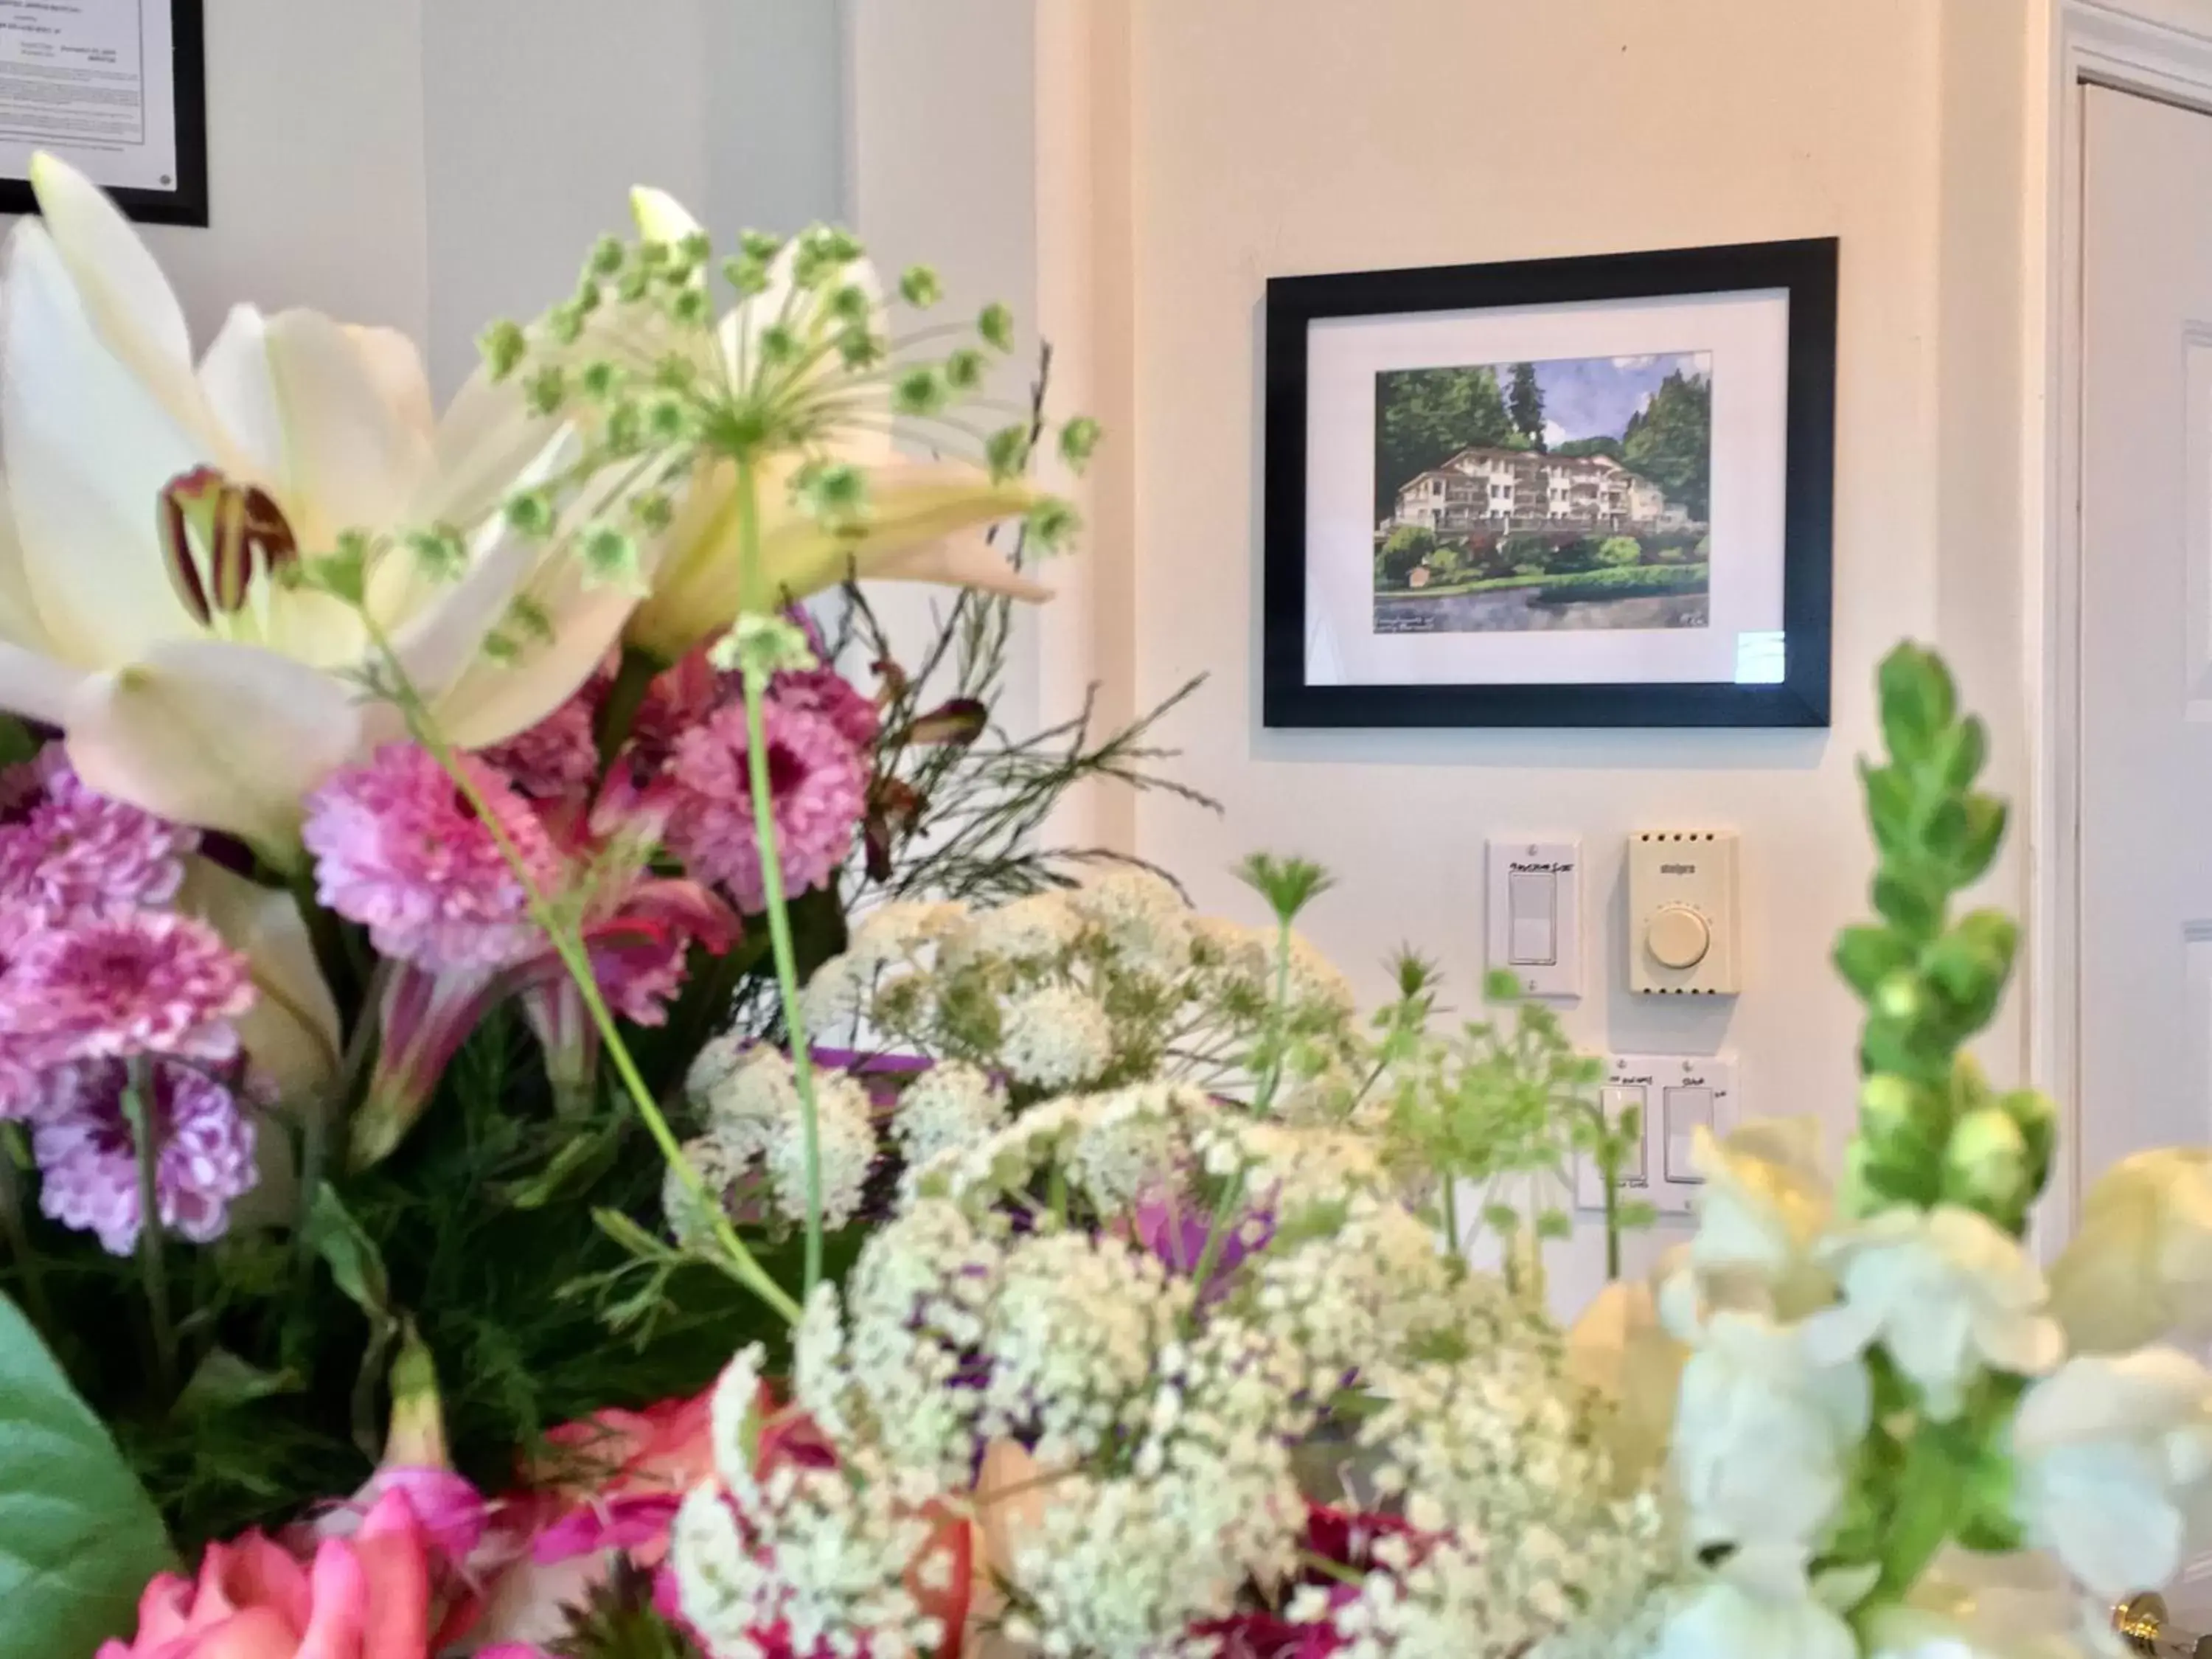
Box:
[98, 1490, 433, 1659]
[526, 1388, 717, 1566]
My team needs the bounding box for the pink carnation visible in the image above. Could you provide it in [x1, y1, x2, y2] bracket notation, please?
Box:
[480, 695, 601, 804]
[304, 745, 562, 973]
[34, 1059, 260, 1255]
[773, 664, 880, 751]
[0, 911, 252, 1069]
[0, 748, 196, 922]
[666, 696, 867, 914]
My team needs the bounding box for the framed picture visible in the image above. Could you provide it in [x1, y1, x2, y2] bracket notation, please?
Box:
[0, 0, 208, 226]
[1262, 238, 1836, 728]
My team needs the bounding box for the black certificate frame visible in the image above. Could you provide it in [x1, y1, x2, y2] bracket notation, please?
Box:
[0, 0, 208, 228]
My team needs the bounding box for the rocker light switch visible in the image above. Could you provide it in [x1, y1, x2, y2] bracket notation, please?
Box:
[1664, 1086, 1715, 1181]
[1590, 1054, 1739, 1217]
[1487, 839, 1581, 998]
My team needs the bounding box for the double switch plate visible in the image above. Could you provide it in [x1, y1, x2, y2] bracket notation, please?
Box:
[1574, 1052, 1738, 1217]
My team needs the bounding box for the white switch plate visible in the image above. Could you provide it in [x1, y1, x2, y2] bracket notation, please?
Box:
[1577, 1052, 1739, 1217]
[1486, 838, 1581, 998]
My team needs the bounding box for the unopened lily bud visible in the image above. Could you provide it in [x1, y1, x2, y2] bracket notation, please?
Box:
[1857, 1072, 1926, 1144]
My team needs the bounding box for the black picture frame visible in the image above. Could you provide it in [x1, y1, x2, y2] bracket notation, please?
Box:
[1262, 237, 1837, 728]
[0, 0, 209, 228]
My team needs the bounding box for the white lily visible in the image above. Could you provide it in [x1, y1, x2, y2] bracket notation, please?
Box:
[2011, 1348, 2212, 1600]
[0, 154, 616, 861]
[2048, 1149, 2212, 1354]
[615, 187, 1049, 664]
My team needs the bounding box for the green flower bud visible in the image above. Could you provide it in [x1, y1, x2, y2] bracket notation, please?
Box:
[838, 328, 884, 370]
[984, 424, 1032, 481]
[796, 462, 866, 526]
[676, 231, 712, 270]
[1997, 1088, 2057, 1183]
[630, 490, 674, 532]
[545, 304, 585, 347]
[759, 324, 799, 366]
[1059, 415, 1104, 472]
[643, 395, 692, 444]
[581, 525, 643, 591]
[1943, 1106, 2030, 1216]
[892, 367, 946, 417]
[477, 319, 528, 382]
[943, 348, 987, 392]
[1236, 852, 1334, 924]
[978, 301, 1016, 352]
[722, 255, 771, 298]
[740, 229, 784, 262]
[1874, 970, 1926, 1025]
[503, 491, 556, 540]
[829, 283, 872, 327]
[899, 264, 943, 307]
[588, 234, 626, 279]
[524, 366, 568, 417]
[1857, 1072, 1925, 1144]
[504, 594, 555, 646]
[403, 526, 467, 585]
[716, 613, 818, 679]
[578, 361, 623, 402]
[668, 287, 712, 330]
[1023, 496, 1080, 553]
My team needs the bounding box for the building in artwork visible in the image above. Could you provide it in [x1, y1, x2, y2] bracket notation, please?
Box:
[1385, 445, 1697, 538]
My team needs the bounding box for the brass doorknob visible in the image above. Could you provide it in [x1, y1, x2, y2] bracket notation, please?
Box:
[2115, 1592, 2212, 1657]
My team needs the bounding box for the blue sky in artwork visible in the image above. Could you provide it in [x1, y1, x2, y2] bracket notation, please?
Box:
[1522, 352, 1711, 446]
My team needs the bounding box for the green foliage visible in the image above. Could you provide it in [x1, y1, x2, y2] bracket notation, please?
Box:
[1506, 362, 1546, 449]
[1553, 435, 1625, 462]
[552, 1558, 706, 1659]
[1839, 643, 2048, 1234]
[1372, 366, 1513, 518]
[1376, 524, 1438, 588]
[1382, 975, 1642, 1275]
[1423, 542, 1467, 580]
[1236, 853, 1335, 925]
[0, 1293, 173, 1659]
[1530, 563, 1708, 604]
[1500, 531, 1555, 572]
[1621, 366, 1712, 521]
[1596, 535, 1643, 568]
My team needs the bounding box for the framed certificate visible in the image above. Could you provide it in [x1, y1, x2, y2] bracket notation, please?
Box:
[0, 0, 206, 226]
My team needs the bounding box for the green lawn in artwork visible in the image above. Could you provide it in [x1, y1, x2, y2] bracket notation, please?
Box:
[1391, 563, 1708, 602]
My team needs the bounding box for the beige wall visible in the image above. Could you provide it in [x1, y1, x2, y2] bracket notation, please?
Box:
[1110, 0, 2028, 1294]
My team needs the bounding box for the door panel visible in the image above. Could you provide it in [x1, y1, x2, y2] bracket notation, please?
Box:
[2078, 86, 2212, 1183]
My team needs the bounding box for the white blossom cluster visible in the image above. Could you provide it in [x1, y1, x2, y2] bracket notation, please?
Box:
[801, 872, 1363, 1104]
[669, 1076, 1663, 1659]
[667, 1042, 877, 1236]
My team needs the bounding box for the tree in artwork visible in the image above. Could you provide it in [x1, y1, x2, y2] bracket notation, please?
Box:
[1507, 361, 1546, 450]
[1376, 524, 1439, 587]
[1621, 367, 1712, 521]
[1372, 366, 1514, 518]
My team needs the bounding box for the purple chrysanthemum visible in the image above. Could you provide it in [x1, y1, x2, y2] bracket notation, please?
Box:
[302, 743, 561, 972]
[0, 748, 196, 923]
[0, 911, 253, 1069]
[666, 695, 867, 914]
[32, 1059, 260, 1255]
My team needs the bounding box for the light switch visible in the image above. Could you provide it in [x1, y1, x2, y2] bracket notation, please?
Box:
[1486, 839, 1581, 998]
[1507, 870, 1557, 964]
[1599, 1054, 1739, 1217]
[1664, 1086, 1714, 1182]
[1575, 1084, 1651, 1211]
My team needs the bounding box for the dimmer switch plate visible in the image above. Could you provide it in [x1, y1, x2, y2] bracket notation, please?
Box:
[1629, 830, 1742, 995]
[1486, 838, 1581, 998]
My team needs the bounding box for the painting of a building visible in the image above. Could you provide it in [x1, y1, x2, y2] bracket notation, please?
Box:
[1385, 446, 1696, 539]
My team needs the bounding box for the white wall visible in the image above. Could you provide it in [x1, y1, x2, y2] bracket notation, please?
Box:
[1113, 0, 2028, 1300]
[6, 0, 847, 397]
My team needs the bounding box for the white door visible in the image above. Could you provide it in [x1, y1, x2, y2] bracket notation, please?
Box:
[2077, 85, 2212, 1184]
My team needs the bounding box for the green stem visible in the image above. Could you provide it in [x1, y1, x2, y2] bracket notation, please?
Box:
[1442, 1175, 1461, 1257]
[123, 1058, 178, 1398]
[0, 1133, 53, 1331]
[1188, 917, 1296, 1312]
[595, 645, 662, 775]
[365, 623, 803, 1329]
[733, 454, 828, 1299]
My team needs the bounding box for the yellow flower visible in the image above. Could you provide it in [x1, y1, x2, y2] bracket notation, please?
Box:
[2048, 1148, 2212, 1354]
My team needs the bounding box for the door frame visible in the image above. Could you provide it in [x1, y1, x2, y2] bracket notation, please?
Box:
[2029, 0, 2212, 1249]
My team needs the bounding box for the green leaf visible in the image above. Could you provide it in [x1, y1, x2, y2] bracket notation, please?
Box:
[175, 1349, 300, 1416]
[0, 1292, 173, 1658]
[304, 1183, 393, 1320]
[1878, 642, 1956, 767]
[1872, 869, 1943, 939]
[1833, 925, 1914, 999]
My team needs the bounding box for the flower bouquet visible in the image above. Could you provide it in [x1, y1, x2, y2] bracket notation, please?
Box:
[4, 153, 2209, 1659]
